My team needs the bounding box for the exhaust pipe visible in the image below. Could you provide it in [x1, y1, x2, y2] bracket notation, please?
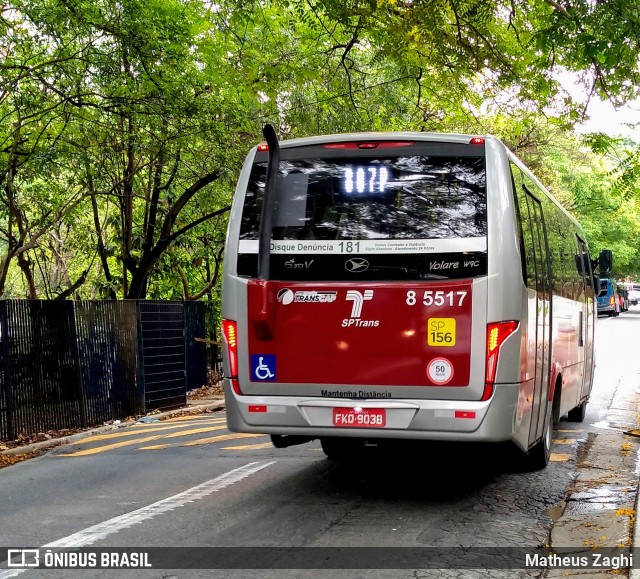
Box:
[270, 434, 314, 448]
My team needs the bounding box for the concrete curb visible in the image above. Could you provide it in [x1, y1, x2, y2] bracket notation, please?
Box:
[623, 380, 640, 579]
[0, 398, 225, 458]
[630, 449, 640, 579]
[545, 370, 640, 579]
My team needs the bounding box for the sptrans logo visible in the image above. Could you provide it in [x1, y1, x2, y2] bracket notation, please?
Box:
[342, 290, 379, 328]
[346, 290, 373, 317]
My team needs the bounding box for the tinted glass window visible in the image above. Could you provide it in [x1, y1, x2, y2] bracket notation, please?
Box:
[511, 165, 537, 290]
[237, 147, 488, 281]
[240, 156, 487, 241]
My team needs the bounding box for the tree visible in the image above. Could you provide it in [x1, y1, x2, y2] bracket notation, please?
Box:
[1, 0, 245, 298]
[3, 0, 640, 298]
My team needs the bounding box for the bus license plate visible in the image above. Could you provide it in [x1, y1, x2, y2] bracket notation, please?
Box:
[332, 408, 386, 428]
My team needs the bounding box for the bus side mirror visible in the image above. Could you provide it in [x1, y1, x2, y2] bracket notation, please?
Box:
[598, 249, 612, 275]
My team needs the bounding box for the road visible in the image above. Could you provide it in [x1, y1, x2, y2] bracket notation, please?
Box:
[1, 308, 640, 579]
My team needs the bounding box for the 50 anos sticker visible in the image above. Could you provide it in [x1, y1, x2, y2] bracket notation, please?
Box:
[406, 290, 467, 307]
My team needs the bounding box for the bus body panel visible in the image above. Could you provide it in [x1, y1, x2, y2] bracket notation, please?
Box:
[485, 137, 526, 324]
[221, 131, 596, 457]
[506, 150, 595, 432]
[226, 275, 490, 401]
[247, 280, 473, 388]
[224, 379, 530, 450]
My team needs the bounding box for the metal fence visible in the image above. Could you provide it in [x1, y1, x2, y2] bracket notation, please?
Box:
[0, 300, 212, 442]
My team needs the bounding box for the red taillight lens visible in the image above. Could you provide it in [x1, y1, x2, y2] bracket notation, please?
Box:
[221, 319, 241, 394]
[322, 141, 414, 149]
[483, 321, 519, 400]
[470, 137, 485, 145]
[257, 143, 268, 151]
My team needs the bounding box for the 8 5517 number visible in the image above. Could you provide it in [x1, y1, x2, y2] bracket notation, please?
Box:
[406, 290, 467, 307]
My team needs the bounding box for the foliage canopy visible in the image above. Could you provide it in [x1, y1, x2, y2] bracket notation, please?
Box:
[1, 0, 640, 310]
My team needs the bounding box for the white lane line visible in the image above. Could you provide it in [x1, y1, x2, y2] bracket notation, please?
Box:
[0, 461, 275, 578]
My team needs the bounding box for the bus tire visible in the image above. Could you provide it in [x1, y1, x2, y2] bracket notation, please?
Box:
[523, 409, 552, 471]
[567, 401, 587, 422]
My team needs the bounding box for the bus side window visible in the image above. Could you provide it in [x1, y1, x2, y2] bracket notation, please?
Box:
[523, 185, 551, 301]
[540, 197, 561, 296]
[511, 164, 537, 290]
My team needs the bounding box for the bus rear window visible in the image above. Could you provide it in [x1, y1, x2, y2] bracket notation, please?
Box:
[237, 149, 487, 281]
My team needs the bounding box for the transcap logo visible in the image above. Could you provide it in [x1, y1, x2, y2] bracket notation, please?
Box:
[346, 290, 373, 318]
[343, 290, 379, 328]
[277, 288, 337, 305]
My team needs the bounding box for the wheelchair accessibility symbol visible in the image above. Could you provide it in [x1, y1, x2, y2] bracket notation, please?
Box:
[251, 354, 276, 381]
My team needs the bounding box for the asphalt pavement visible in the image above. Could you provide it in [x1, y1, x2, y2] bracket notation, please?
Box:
[3, 386, 640, 577]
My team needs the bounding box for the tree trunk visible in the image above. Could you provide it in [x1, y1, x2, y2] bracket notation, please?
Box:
[89, 189, 116, 299]
[17, 253, 38, 298]
[127, 268, 148, 299]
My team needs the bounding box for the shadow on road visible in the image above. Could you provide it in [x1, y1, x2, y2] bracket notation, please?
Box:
[315, 440, 537, 501]
[599, 306, 640, 320]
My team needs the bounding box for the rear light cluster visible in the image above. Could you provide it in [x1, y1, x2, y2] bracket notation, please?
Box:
[221, 319, 241, 394]
[455, 411, 476, 419]
[322, 141, 414, 149]
[257, 137, 484, 151]
[482, 321, 518, 401]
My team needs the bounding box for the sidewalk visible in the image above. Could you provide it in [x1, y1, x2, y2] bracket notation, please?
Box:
[547, 373, 640, 578]
[0, 392, 225, 462]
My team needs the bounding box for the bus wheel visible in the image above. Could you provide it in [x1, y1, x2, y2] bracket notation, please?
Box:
[523, 410, 552, 470]
[567, 401, 587, 422]
[320, 437, 360, 461]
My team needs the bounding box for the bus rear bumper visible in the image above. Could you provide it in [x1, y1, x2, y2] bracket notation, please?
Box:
[223, 380, 525, 446]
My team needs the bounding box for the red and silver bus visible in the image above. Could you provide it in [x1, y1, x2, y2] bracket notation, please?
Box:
[221, 127, 606, 469]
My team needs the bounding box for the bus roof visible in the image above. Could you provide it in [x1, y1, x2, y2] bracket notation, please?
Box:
[254, 132, 492, 151]
[250, 130, 584, 235]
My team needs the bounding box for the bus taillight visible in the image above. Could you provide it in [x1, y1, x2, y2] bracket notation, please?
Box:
[222, 319, 241, 394]
[322, 141, 414, 149]
[483, 321, 519, 400]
